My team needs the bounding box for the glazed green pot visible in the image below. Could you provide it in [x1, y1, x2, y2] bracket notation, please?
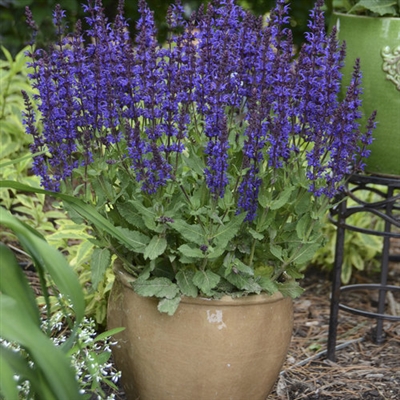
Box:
[331, 13, 400, 177]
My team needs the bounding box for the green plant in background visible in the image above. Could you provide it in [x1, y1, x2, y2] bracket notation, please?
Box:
[0, 0, 316, 59]
[0, 207, 123, 399]
[326, 0, 400, 16]
[312, 186, 384, 284]
[0, 206, 84, 400]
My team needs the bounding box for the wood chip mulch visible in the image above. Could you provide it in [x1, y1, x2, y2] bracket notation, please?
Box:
[269, 256, 400, 400]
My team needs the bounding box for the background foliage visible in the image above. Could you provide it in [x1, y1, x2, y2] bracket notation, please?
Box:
[0, 0, 316, 58]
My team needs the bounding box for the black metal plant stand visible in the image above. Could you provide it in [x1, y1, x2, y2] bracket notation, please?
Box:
[327, 174, 400, 361]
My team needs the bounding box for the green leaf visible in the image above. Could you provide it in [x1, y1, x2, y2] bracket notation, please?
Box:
[292, 242, 321, 265]
[0, 346, 23, 400]
[349, 0, 397, 15]
[294, 191, 312, 214]
[178, 244, 205, 258]
[116, 202, 146, 230]
[212, 213, 246, 248]
[92, 327, 126, 344]
[248, 228, 264, 240]
[296, 213, 311, 241]
[170, 218, 205, 245]
[132, 277, 179, 299]
[157, 296, 181, 315]
[91, 248, 111, 290]
[0, 243, 40, 327]
[0, 295, 82, 400]
[277, 280, 304, 298]
[182, 150, 205, 175]
[225, 272, 262, 292]
[0, 206, 85, 350]
[269, 243, 283, 261]
[176, 269, 198, 297]
[257, 276, 279, 294]
[128, 199, 157, 230]
[116, 227, 150, 253]
[144, 235, 167, 260]
[192, 270, 220, 296]
[270, 187, 294, 210]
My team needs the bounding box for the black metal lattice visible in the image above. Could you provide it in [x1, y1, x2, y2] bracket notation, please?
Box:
[327, 174, 400, 361]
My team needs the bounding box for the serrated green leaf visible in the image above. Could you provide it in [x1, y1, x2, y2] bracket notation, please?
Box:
[170, 219, 205, 245]
[212, 213, 246, 248]
[132, 277, 179, 299]
[157, 296, 181, 315]
[192, 270, 220, 296]
[225, 272, 262, 292]
[115, 227, 150, 253]
[178, 244, 205, 258]
[144, 236, 167, 260]
[116, 202, 146, 230]
[269, 243, 283, 261]
[292, 242, 321, 265]
[276, 280, 304, 298]
[257, 276, 278, 294]
[128, 199, 157, 230]
[91, 248, 111, 290]
[176, 269, 198, 297]
[248, 228, 264, 240]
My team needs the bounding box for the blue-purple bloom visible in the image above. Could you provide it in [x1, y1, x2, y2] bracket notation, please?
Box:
[24, 0, 374, 221]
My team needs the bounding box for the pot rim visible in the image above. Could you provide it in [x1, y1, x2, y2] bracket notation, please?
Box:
[113, 262, 289, 307]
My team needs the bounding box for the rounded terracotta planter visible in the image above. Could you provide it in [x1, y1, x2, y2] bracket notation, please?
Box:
[331, 13, 400, 177]
[107, 266, 293, 400]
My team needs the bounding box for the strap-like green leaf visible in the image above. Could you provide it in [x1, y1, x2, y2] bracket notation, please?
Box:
[0, 295, 82, 400]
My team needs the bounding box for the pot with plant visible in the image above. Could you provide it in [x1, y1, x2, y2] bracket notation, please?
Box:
[326, 0, 400, 177]
[21, 0, 375, 398]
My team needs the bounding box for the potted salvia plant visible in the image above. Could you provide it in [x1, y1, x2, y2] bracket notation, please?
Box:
[21, 0, 375, 398]
[327, 0, 400, 176]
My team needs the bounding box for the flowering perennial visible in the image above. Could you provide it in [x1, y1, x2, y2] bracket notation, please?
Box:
[24, 0, 374, 219]
[23, 0, 375, 310]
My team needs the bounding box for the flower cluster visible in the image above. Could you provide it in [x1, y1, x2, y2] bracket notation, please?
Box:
[24, 0, 374, 216]
[23, 0, 375, 309]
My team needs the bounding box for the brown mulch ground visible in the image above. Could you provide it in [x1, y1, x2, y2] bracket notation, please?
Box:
[267, 236, 400, 400]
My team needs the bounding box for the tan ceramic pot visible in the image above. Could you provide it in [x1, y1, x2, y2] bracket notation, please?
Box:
[107, 265, 293, 400]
